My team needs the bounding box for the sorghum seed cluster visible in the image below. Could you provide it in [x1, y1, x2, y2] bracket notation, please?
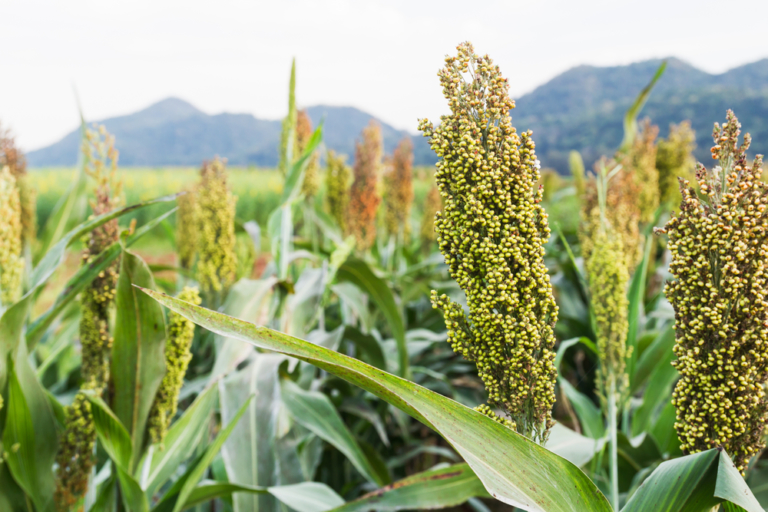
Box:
[347, 121, 383, 251]
[383, 138, 415, 238]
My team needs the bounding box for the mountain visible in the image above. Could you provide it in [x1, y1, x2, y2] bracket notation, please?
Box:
[27, 57, 768, 171]
[26, 98, 430, 167]
[513, 57, 768, 172]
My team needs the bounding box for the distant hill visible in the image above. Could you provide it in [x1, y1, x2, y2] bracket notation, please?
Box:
[27, 99, 431, 167]
[27, 57, 768, 171]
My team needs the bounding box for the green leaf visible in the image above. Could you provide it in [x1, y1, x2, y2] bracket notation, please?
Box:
[27, 206, 177, 350]
[630, 346, 677, 437]
[83, 394, 133, 471]
[90, 475, 118, 512]
[626, 235, 653, 387]
[143, 385, 218, 496]
[169, 396, 253, 512]
[111, 249, 168, 472]
[619, 60, 667, 153]
[283, 122, 324, 204]
[139, 288, 613, 512]
[280, 378, 389, 486]
[336, 258, 408, 377]
[621, 449, 761, 512]
[555, 338, 604, 439]
[329, 463, 488, 512]
[631, 326, 675, 393]
[546, 423, 606, 468]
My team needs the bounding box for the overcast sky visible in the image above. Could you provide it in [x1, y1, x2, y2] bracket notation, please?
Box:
[3, 0, 767, 151]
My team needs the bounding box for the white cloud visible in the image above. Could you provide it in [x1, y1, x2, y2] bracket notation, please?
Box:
[2, 0, 766, 151]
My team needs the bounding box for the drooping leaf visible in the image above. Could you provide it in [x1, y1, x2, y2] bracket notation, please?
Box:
[111, 249, 168, 472]
[280, 378, 389, 486]
[139, 289, 613, 512]
[329, 463, 488, 512]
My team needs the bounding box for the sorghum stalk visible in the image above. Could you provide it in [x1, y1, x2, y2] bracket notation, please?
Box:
[0, 166, 24, 308]
[56, 125, 122, 510]
[656, 121, 696, 209]
[147, 286, 201, 444]
[383, 138, 414, 239]
[347, 121, 383, 251]
[296, 109, 320, 199]
[196, 157, 237, 307]
[176, 188, 198, 271]
[325, 150, 352, 232]
[657, 110, 767, 473]
[419, 42, 558, 443]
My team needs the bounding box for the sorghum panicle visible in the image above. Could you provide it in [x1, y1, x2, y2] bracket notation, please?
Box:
[419, 42, 558, 442]
[196, 157, 238, 304]
[325, 150, 352, 232]
[56, 125, 122, 509]
[569, 150, 586, 198]
[148, 286, 201, 444]
[0, 166, 24, 307]
[176, 188, 198, 271]
[0, 126, 36, 246]
[627, 119, 660, 223]
[296, 109, 320, 198]
[580, 158, 642, 272]
[383, 138, 415, 238]
[657, 121, 696, 208]
[347, 121, 383, 251]
[419, 183, 441, 251]
[279, 59, 297, 176]
[657, 110, 767, 472]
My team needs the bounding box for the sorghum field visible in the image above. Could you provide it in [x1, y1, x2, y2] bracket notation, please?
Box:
[1, 42, 767, 512]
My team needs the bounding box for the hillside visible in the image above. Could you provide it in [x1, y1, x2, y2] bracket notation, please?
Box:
[27, 57, 768, 171]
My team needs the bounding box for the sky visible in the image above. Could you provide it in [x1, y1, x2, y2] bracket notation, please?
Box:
[2, 0, 768, 151]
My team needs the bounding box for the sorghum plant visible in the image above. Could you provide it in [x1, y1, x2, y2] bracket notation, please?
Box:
[56, 125, 122, 509]
[383, 138, 414, 239]
[0, 165, 24, 308]
[0, 125, 36, 246]
[325, 150, 352, 232]
[656, 120, 696, 209]
[347, 121, 383, 251]
[626, 119, 660, 223]
[419, 42, 558, 443]
[419, 183, 441, 251]
[658, 110, 767, 473]
[569, 150, 586, 198]
[297, 109, 320, 199]
[176, 187, 198, 271]
[148, 286, 201, 444]
[196, 157, 237, 306]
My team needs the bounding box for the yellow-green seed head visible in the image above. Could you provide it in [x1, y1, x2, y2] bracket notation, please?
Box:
[54, 393, 96, 511]
[325, 150, 352, 232]
[0, 166, 24, 308]
[657, 110, 767, 473]
[148, 286, 201, 445]
[657, 121, 696, 209]
[569, 150, 586, 198]
[420, 42, 559, 443]
[176, 188, 198, 270]
[383, 138, 415, 239]
[0, 124, 36, 246]
[628, 120, 660, 223]
[196, 158, 238, 304]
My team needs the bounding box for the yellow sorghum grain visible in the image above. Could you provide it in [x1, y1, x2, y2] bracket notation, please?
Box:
[420, 42, 558, 443]
[657, 121, 696, 209]
[148, 287, 201, 444]
[196, 158, 237, 304]
[0, 166, 23, 307]
[657, 110, 767, 473]
[347, 121, 383, 251]
[383, 138, 415, 239]
[325, 150, 352, 232]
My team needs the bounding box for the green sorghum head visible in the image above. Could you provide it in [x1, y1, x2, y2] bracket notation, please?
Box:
[54, 393, 96, 512]
[627, 119, 660, 223]
[569, 150, 586, 198]
[383, 138, 414, 239]
[0, 166, 24, 308]
[419, 42, 559, 443]
[656, 121, 696, 209]
[296, 109, 320, 199]
[196, 158, 238, 304]
[325, 150, 352, 233]
[657, 110, 767, 473]
[148, 286, 201, 445]
[176, 188, 198, 271]
[279, 59, 297, 176]
[0, 129, 36, 246]
[585, 220, 630, 400]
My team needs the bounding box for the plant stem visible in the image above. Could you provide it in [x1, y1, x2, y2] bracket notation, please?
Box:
[608, 377, 620, 511]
